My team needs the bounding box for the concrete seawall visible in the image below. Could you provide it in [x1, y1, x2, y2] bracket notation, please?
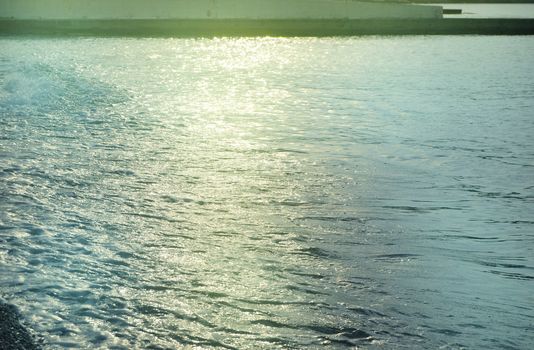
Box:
[2, 18, 534, 36]
[1, 0, 532, 36]
[0, 0, 442, 20]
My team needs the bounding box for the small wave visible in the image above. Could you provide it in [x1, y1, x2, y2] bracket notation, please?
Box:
[373, 253, 421, 261]
[250, 319, 292, 329]
[477, 261, 532, 270]
[444, 234, 502, 241]
[312, 325, 373, 347]
[487, 270, 534, 281]
[347, 305, 387, 317]
[287, 270, 325, 280]
[291, 247, 332, 258]
[429, 328, 463, 336]
[235, 298, 327, 307]
[0, 61, 127, 116]
[381, 205, 462, 213]
[284, 284, 329, 296]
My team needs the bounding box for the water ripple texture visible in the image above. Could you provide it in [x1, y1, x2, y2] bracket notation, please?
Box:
[1, 36, 533, 349]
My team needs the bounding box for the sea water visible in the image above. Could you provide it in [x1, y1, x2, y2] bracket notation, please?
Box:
[1, 36, 533, 349]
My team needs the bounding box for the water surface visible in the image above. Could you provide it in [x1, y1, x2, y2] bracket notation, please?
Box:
[1, 36, 533, 349]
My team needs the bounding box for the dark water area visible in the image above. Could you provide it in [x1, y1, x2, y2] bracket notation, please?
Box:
[1, 36, 534, 349]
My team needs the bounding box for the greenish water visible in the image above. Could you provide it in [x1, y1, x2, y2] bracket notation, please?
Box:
[1, 36, 533, 349]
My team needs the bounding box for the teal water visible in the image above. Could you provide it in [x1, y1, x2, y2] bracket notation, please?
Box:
[1, 36, 534, 349]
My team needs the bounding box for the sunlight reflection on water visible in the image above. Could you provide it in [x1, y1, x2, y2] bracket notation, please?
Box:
[1, 36, 533, 349]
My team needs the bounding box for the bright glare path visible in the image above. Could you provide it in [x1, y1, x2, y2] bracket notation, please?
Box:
[1, 37, 533, 349]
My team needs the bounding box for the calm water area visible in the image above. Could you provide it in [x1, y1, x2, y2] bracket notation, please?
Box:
[1, 36, 533, 349]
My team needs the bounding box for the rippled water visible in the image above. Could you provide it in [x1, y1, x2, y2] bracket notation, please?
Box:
[1, 36, 533, 349]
